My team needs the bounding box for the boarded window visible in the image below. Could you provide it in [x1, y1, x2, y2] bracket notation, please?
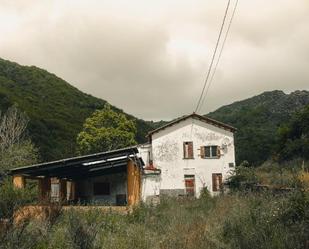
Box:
[184, 175, 195, 196]
[201, 146, 220, 158]
[183, 142, 194, 159]
[51, 183, 60, 202]
[212, 173, 223, 192]
[93, 182, 110, 195]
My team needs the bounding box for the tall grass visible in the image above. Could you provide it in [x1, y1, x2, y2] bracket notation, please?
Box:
[1, 189, 308, 249]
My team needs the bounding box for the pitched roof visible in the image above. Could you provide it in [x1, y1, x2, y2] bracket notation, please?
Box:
[148, 113, 236, 137]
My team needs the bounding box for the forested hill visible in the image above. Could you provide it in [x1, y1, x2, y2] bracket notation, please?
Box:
[207, 90, 309, 165]
[0, 58, 157, 161]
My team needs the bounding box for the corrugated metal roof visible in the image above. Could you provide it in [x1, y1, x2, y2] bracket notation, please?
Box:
[10, 146, 144, 180]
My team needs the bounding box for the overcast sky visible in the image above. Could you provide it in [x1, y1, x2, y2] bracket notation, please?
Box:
[0, 0, 308, 120]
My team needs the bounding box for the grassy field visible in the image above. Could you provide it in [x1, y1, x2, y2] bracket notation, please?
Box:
[1, 162, 309, 249]
[0, 188, 309, 249]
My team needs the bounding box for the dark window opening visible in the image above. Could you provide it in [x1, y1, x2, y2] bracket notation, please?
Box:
[93, 182, 110, 195]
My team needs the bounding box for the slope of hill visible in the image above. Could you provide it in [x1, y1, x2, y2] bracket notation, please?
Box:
[0, 58, 154, 161]
[207, 90, 309, 165]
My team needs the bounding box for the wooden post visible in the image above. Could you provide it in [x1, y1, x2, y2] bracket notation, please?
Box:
[127, 160, 141, 206]
[13, 175, 25, 189]
[70, 181, 76, 201]
[59, 179, 67, 202]
[38, 178, 51, 202]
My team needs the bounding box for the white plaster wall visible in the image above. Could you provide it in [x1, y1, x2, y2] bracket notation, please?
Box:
[138, 144, 151, 166]
[141, 175, 160, 202]
[149, 117, 235, 197]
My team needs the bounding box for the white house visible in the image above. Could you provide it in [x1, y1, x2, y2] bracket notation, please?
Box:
[139, 113, 236, 203]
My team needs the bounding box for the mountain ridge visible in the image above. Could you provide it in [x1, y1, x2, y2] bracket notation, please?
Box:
[207, 89, 309, 165]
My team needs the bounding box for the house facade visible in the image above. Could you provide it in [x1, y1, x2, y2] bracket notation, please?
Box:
[139, 113, 236, 203]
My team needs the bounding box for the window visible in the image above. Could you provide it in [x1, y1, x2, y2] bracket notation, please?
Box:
[184, 175, 195, 196]
[212, 173, 223, 192]
[93, 182, 110, 195]
[200, 146, 220, 158]
[229, 162, 235, 168]
[183, 142, 194, 159]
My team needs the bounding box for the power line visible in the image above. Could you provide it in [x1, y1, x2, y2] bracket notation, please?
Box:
[198, 0, 239, 113]
[194, 0, 231, 113]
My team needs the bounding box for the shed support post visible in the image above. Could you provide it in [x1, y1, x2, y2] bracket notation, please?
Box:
[38, 177, 51, 202]
[127, 160, 141, 206]
[13, 175, 25, 189]
[70, 181, 76, 201]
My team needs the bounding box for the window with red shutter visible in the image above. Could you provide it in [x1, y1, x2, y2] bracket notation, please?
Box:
[184, 175, 195, 196]
[183, 142, 194, 159]
[212, 173, 223, 192]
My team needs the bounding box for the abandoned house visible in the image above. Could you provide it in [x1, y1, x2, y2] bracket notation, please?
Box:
[10, 113, 236, 207]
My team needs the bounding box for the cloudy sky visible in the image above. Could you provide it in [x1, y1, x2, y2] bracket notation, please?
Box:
[0, 0, 308, 120]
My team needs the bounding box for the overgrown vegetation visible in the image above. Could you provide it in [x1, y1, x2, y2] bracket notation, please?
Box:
[0, 184, 308, 249]
[276, 105, 309, 162]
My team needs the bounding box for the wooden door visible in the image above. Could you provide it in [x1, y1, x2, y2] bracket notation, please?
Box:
[185, 175, 195, 196]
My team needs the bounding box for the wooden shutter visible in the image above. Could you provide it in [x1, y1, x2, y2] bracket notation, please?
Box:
[218, 174, 223, 190]
[185, 175, 195, 196]
[184, 142, 193, 159]
[188, 142, 193, 158]
[200, 146, 205, 158]
[217, 146, 221, 158]
[212, 174, 217, 191]
[183, 142, 187, 158]
[212, 174, 223, 192]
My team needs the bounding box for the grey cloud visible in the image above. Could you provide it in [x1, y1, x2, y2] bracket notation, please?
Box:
[0, 0, 308, 120]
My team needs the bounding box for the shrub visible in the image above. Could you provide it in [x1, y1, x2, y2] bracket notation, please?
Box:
[0, 177, 36, 220]
[226, 163, 258, 191]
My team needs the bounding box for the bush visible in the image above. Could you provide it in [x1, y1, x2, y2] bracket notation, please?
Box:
[226, 162, 258, 191]
[0, 177, 36, 220]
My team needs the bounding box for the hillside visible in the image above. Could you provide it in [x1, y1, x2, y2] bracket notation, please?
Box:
[0, 58, 155, 161]
[207, 90, 309, 165]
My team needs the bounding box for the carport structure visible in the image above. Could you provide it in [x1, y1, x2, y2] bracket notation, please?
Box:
[10, 146, 144, 207]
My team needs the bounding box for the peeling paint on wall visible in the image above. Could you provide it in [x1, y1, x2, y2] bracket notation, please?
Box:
[194, 128, 222, 142]
[154, 139, 179, 162]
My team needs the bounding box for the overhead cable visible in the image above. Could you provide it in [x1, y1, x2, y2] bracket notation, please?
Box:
[194, 0, 231, 113]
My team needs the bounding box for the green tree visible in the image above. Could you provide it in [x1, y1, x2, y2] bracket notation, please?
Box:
[276, 105, 309, 162]
[76, 104, 137, 155]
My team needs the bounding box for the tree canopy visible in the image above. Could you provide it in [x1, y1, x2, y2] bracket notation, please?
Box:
[276, 105, 309, 162]
[76, 105, 137, 155]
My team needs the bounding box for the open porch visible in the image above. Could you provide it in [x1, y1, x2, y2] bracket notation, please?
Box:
[10, 147, 144, 207]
